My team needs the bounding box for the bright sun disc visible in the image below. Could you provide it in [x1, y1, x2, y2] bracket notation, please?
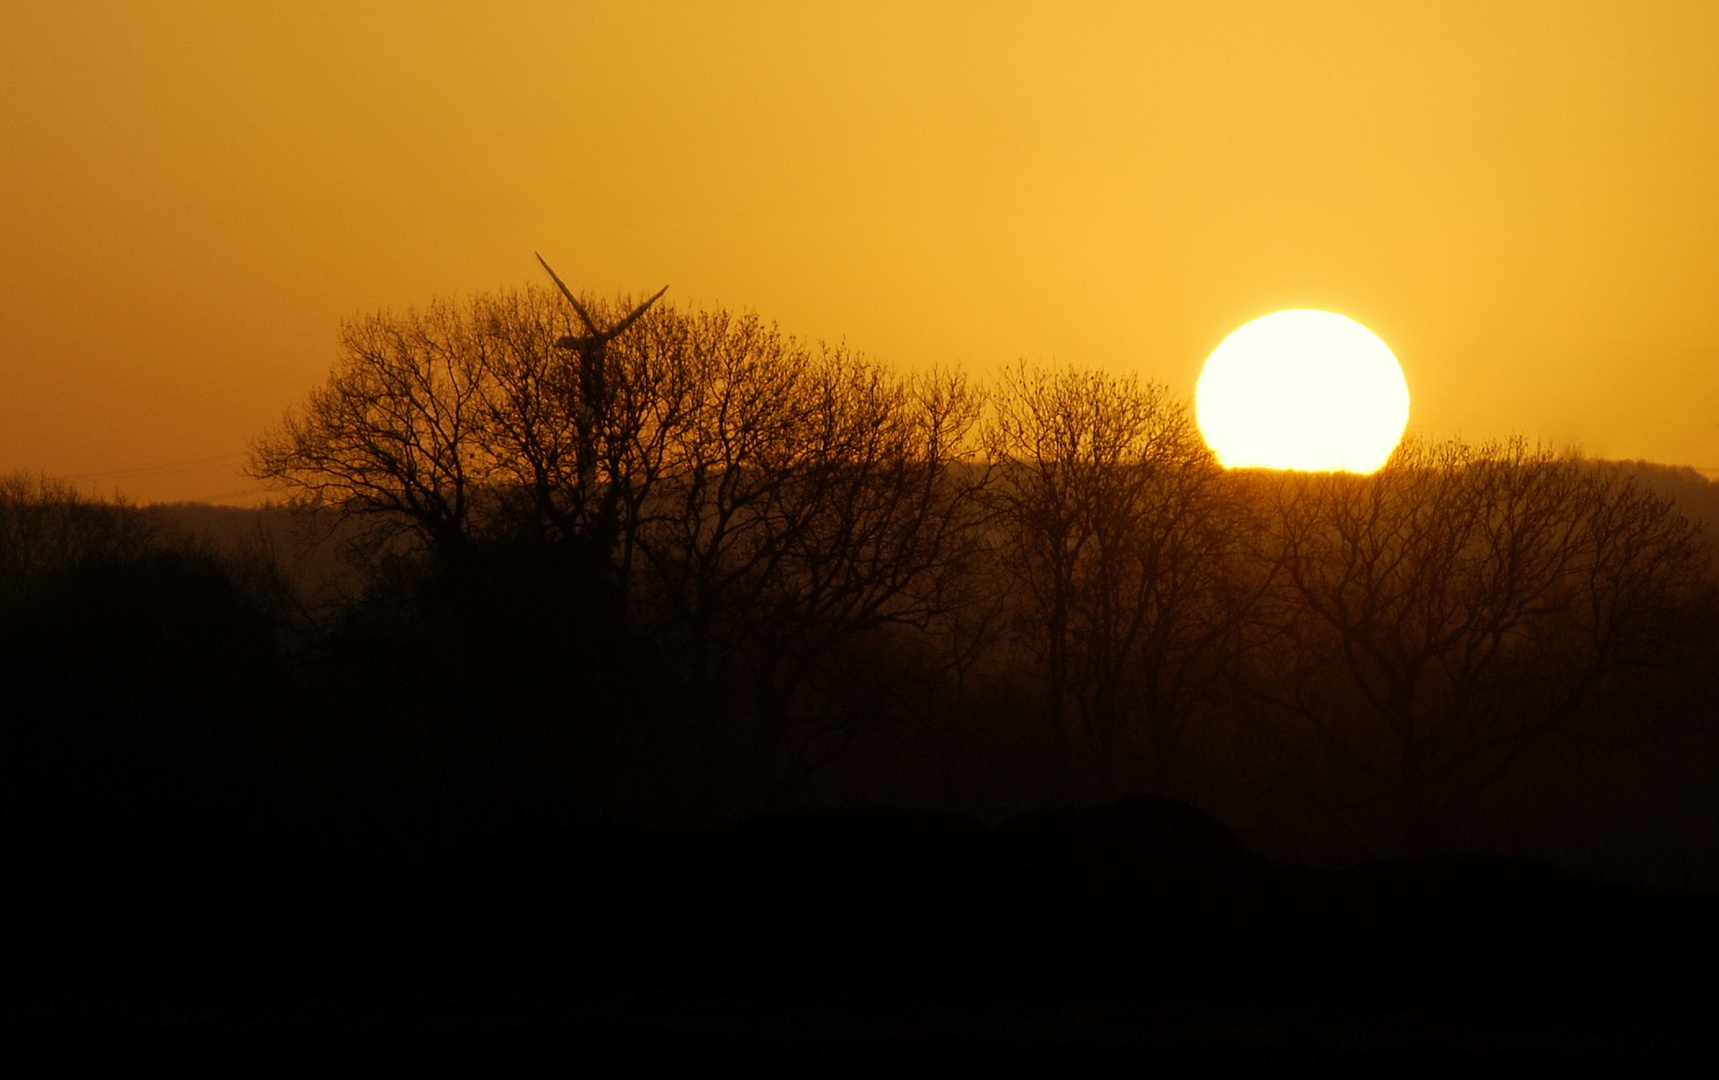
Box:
[1195, 309, 1409, 472]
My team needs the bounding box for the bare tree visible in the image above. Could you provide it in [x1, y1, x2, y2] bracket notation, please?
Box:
[251, 270, 671, 585]
[739, 365, 988, 788]
[254, 280, 991, 811]
[0, 474, 154, 601]
[1259, 437, 1708, 851]
[251, 299, 492, 558]
[983, 363, 1243, 794]
[635, 316, 988, 808]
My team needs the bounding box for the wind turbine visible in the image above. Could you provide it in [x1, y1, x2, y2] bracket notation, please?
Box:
[534, 253, 668, 503]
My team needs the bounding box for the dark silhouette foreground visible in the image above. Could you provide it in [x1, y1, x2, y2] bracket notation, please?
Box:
[4, 796, 1713, 1067]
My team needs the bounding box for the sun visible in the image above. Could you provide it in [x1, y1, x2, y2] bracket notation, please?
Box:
[1195, 309, 1409, 473]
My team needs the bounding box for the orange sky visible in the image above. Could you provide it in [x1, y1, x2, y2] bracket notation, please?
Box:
[3, 1, 1717, 503]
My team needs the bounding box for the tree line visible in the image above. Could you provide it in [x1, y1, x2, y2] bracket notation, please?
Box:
[2, 279, 1714, 872]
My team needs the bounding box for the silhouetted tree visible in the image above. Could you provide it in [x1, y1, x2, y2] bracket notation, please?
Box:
[0, 473, 153, 602]
[633, 313, 988, 808]
[251, 279, 995, 814]
[1257, 438, 1708, 851]
[0, 478, 280, 841]
[984, 365, 1247, 794]
[251, 299, 492, 558]
[251, 282, 680, 581]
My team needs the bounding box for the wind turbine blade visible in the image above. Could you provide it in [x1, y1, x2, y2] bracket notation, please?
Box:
[535, 252, 601, 336]
[603, 285, 670, 340]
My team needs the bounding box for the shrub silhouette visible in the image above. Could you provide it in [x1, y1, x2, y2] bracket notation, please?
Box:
[1, 546, 281, 837]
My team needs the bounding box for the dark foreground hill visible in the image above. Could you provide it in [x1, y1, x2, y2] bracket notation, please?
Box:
[3, 796, 1715, 1069]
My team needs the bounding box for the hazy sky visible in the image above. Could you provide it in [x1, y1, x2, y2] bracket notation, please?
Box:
[3, 1, 1717, 503]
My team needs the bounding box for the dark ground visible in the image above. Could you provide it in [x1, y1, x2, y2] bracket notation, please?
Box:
[4, 796, 1714, 1072]
[7, 978, 1710, 1075]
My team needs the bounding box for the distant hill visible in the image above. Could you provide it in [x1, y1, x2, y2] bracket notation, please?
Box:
[149, 460, 1719, 570]
[145, 501, 291, 554]
[1605, 462, 1719, 574]
[1612, 460, 1719, 532]
[144, 500, 359, 599]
